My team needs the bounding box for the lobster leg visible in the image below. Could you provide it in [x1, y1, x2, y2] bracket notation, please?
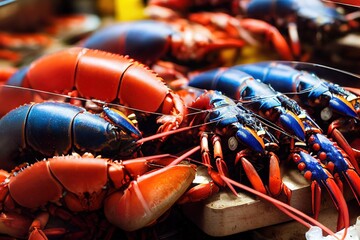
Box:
[235, 150, 292, 203]
[236, 153, 267, 195]
[328, 121, 360, 173]
[28, 212, 50, 240]
[180, 131, 244, 203]
[0, 212, 33, 239]
[199, 132, 235, 193]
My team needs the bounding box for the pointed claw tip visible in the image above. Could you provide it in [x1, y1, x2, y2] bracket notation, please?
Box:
[236, 127, 265, 153]
[279, 112, 305, 141]
[329, 96, 357, 119]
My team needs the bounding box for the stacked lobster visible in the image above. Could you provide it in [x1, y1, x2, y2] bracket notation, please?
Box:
[0, 46, 359, 239]
[0, 1, 359, 239]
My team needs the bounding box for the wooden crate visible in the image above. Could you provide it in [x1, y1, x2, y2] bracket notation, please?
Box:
[181, 168, 357, 237]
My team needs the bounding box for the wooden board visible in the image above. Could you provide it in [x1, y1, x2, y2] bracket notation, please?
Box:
[181, 167, 357, 237]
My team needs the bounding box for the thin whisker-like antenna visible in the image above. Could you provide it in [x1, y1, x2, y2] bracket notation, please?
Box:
[137, 120, 219, 144]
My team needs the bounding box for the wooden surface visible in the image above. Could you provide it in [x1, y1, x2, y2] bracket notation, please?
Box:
[181, 167, 358, 237]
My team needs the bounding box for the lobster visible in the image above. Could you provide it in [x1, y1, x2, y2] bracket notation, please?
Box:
[232, 62, 360, 120]
[188, 67, 306, 141]
[241, 0, 360, 59]
[172, 90, 299, 208]
[0, 32, 52, 63]
[0, 153, 196, 239]
[0, 101, 142, 171]
[0, 47, 186, 134]
[80, 19, 246, 77]
[146, 0, 360, 61]
[82, 17, 293, 75]
[233, 62, 360, 165]
[187, 70, 360, 230]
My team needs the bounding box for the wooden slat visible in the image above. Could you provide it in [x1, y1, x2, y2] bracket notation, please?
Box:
[181, 168, 356, 237]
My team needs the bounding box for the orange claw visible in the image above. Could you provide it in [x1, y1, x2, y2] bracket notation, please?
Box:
[239, 156, 267, 195]
[104, 164, 196, 232]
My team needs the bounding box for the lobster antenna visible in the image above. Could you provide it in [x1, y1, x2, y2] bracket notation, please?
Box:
[136, 119, 218, 144]
[169, 146, 200, 166]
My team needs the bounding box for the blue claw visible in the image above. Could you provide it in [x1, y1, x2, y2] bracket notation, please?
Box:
[279, 110, 305, 141]
[235, 127, 265, 154]
[103, 106, 142, 140]
[329, 95, 358, 119]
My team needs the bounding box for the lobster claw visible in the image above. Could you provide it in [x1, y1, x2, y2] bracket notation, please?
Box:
[104, 164, 196, 232]
[278, 109, 305, 141]
[329, 94, 358, 119]
[292, 151, 349, 231]
[307, 133, 360, 203]
[103, 106, 142, 140]
[235, 126, 265, 153]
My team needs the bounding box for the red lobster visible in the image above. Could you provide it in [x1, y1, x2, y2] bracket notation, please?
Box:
[0, 153, 196, 239]
[0, 47, 185, 134]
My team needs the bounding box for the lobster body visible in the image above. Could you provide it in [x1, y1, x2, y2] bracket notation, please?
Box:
[82, 20, 245, 67]
[0, 155, 196, 238]
[188, 67, 306, 140]
[243, 0, 356, 57]
[187, 69, 360, 228]
[82, 21, 176, 65]
[233, 62, 358, 121]
[2, 47, 185, 132]
[0, 102, 141, 170]
[245, 0, 346, 27]
[182, 90, 297, 202]
[188, 90, 267, 154]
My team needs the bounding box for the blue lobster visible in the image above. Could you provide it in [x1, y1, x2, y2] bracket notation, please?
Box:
[188, 67, 360, 230]
[181, 89, 295, 202]
[232, 62, 358, 121]
[243, 0, 359, 58]
[0, 101, 142, 171]
[81, 20, 245, 72]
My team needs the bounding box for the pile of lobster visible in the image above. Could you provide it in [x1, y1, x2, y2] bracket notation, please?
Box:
[0, 1, 359, 239]
[0, 46, 359, 239]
